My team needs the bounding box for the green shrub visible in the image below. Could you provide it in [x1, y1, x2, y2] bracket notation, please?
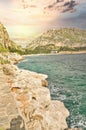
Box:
[8, 41, 25, 55]
[0, 43, 8, 52]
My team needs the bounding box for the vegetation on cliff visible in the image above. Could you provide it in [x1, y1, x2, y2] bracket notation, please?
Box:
[0, 23, 25, 54]
[26, 28, 86, 54]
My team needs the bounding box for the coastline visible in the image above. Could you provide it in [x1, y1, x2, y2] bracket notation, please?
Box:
[23, 50, 86, 57]
[58, 51, 86, 55]
[0, 53, 70, 130]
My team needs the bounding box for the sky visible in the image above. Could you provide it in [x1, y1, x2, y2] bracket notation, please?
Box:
[0, 0, 86, 43]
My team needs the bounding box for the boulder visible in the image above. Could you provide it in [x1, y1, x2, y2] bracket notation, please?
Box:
[2, 64, 69, 130]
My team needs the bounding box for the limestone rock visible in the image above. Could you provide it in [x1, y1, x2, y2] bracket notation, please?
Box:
[41, 79, 48, 87]
[3, 64, 19, 76]
[2, 64, 69, 130]
[0, 53, 23, 64]
[0, 22, 11, 48]
[0, 69, 19, 129]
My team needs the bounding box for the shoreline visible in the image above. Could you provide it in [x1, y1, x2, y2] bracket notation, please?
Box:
[0, 53, 70, 130]
[23, 51, 86, 57]
[0, 52, 82, 130]
[58, 50, 86, 54]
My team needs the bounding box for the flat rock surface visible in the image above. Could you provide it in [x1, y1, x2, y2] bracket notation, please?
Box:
[0, 66, 19, 129]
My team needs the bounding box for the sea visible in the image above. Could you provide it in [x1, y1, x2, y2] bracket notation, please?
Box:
[17, 54, 86, 130]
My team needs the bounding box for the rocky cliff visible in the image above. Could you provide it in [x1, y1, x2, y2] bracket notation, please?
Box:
[1, 63, 69, 130]
[0, 23, 11, 53]
[0, 23, 11, 48]
[0, 60, 82, 130]
[0, 23, 24, 54]
[0, 52, 23, 64]
[26, 28, 86, 54]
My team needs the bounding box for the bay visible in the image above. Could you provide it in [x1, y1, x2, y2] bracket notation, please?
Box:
[17, 54, 86, 129]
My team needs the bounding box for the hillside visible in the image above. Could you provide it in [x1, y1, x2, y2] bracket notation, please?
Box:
[0, 22, 24, 54]
[0, 23, 11, 52]
[26, 28, 86, 54]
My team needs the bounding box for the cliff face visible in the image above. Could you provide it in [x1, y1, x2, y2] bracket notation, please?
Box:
[0, 23, 24, 54]
[0, 62, 81, 130]
[0, 63, 69, 130]
[0, 66, 19, 130]
[0, 23, 11, 48]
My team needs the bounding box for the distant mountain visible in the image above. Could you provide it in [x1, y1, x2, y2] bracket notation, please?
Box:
[0, 23, 24, 54]
[26, 28, 86, 54]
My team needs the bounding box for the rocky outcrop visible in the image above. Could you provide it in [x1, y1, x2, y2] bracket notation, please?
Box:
[0, 23, 11, 48]
[0, 53, 24, 64]
[0, 65, 20, 130]
[2, 64, 69, 130]
[0, 23, 24, 54]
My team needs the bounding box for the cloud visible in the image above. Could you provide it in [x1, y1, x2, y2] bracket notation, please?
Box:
[0, 0, 57, 25]
[0, 0, 12, 7]
[0, 0, 78, 27]
[0, 0, 80, 40]
[44, 0, 78, 13]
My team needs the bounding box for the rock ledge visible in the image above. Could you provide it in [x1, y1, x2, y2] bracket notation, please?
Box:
[0, 63, 69, 130]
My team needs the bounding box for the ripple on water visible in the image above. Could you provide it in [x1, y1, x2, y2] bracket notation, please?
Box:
[17, 54, 86, 129]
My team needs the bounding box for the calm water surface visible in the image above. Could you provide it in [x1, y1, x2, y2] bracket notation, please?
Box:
[17, 54, 86, 129]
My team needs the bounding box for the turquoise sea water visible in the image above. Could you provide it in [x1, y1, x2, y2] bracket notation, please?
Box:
[17, 54, 86, 129]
